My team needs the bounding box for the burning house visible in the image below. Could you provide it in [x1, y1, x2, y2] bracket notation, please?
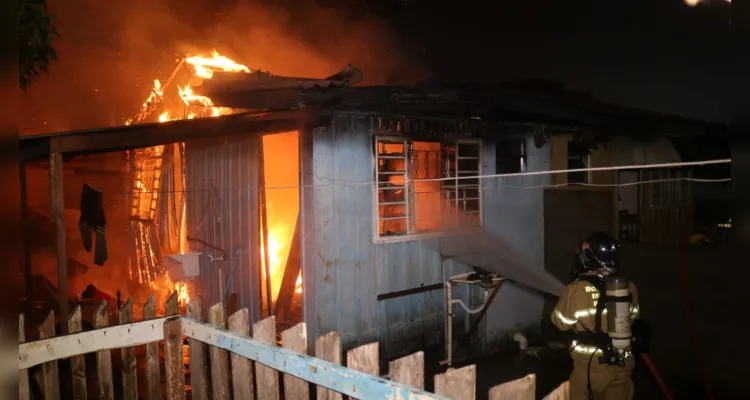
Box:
[19, 51, 727, 365]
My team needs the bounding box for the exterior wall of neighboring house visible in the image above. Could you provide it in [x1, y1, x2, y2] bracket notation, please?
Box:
[610, 137, 693, 244]
[300, 113, 551, 360]
[547, 135, 692, 245]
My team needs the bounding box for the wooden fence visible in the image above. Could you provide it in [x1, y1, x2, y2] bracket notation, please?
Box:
[19, 292, 570, 400]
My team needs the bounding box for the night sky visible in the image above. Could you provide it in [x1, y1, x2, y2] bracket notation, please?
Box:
[360, 0, 734, 124]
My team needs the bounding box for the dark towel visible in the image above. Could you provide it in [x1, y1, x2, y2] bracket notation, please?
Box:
[79, 184, 108, 266]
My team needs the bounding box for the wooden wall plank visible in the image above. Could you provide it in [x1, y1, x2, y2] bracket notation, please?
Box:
[94, 301, 115, 400]
[434, 365, 476, 400]
[119, 298, 138, 400]
[281, 323, 310, 400]
[68, 306, 87, 400]
[388, 351, 425, 390]
[143, 296, 162, 400]
[253, 316, 280, 400]
[488, 374, 535, 400]
[315, 331, 343, 400]
[50, 151, 69, 330]
[228, 308, 255, 400]
[164, 317, 186, 400]
[346, 342, 379, 376]
[19, 317, 167, 370]
[39, 310, 60, 400]
[19, 314, 30, 400]
[187, 297, 208, 400]
[208, 302, 231, 400]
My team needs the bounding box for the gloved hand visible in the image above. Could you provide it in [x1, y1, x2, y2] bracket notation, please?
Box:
[631, 318, 652, 354]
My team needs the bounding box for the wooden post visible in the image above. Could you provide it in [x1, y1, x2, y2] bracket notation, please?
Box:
[253, 316, 280, 400]
[68, 306, 87, 400]
[143, 296, 161, 400]
[488, 374, 535, 400]
[119, 298, 138, 400]
[314, 331, 342, 400]
[389, 351, 425, 390]
[434, 365, 476, 400]
[187, 297, 208, 400]
[281, 323, 310, 400]
[208, 302, 231, 400]
[39, 310, 60, 400]
[94, 301, 114, 400]
[274, 214, 301, 322]
[20, 162, 32, 307]
[164, 317, 186, 400]
[50, 151, 69, 330]
[347, 342, 379, 376]
[228, 309, 255, 400]
[19, 314, 30, 400]
[258, 143, 273, 316]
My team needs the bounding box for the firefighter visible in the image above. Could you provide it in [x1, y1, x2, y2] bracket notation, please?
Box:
[552, 231, 640, 400]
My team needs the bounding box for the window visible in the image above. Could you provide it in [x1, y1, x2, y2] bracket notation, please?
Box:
[496, 139, 526, 174]
[567, 141, 590, 185]
[374, 138, 482, 240]
[648, 168, 690, 207]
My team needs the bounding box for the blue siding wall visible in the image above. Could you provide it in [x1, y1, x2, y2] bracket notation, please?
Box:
[480, 137, 551, 341]
[302, 114, 551, 359]
[185, 137, 263, 324]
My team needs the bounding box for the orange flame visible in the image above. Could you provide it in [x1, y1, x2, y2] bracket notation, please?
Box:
[185, 50, 251, 79]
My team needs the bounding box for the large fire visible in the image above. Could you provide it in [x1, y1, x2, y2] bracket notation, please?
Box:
[129, 50, 301, 308]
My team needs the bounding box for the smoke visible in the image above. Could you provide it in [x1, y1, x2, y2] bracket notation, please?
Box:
[20, 0, 425, 135]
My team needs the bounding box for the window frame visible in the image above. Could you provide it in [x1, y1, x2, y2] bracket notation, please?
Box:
[371, 135, 483, 244]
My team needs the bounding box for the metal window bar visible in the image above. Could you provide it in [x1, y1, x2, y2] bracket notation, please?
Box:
[375, 139, 409, 236]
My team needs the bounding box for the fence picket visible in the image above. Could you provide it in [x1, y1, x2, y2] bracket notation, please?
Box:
[167, 291, 179, 316]
[68, 306, 87, 400]
[542, 380, 570, 400]
[488, 373, 535, 400]
[347, 342, 379, 376]
[39, 310, 60, 400]
[94, 301, 115, 400]
[228, 308, 255, 400]
[187, 297, 208, 400]
[19, 314, 30, 400]
[143, 296, 162, 400]
[281, 323, 310, 400]
[253, 316, 280, 400]
[315, 331, 343, 400]
[119, 298, 138, 400]
[208, 302, 231, 400]
[389, 351, 425, 390]
[434, 365, 476, 400]
[164, 317, 186, 400]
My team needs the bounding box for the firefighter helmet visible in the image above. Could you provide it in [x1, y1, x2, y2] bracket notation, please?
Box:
[579, 231, 620, 276]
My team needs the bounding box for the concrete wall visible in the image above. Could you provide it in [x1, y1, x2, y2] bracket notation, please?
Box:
[301, 114, 552, 360]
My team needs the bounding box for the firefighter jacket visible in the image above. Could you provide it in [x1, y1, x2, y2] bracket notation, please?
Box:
[551, 273, 640, 363]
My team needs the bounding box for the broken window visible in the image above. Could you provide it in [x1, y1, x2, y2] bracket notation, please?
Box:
[496, 139, 526, 174]
[374, 138, 482, 240]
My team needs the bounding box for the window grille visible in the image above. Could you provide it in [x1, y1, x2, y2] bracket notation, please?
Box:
[648, 168, 691, 208]
[374, 138, 482, 240]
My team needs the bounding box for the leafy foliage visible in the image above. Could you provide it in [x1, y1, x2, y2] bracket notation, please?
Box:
[19, 0, 60, 92]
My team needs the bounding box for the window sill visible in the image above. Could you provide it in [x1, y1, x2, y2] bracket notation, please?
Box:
[371, 231, 449, 245]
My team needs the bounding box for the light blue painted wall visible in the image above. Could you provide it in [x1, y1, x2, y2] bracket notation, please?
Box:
[302, 114, 551, 359]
